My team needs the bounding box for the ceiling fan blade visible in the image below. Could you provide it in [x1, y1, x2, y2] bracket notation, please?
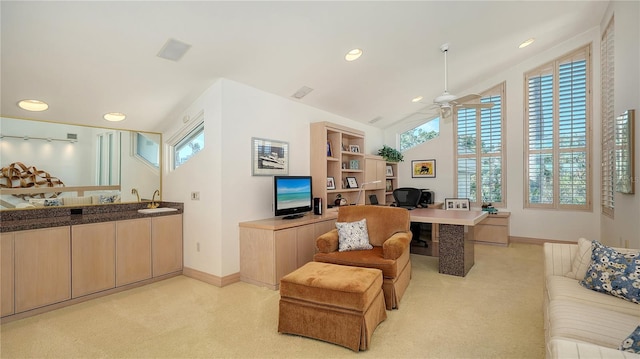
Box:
[459, 102, 495, 109]
[451, 93, 481, 105]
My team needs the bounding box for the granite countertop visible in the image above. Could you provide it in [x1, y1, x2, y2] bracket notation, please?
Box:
[0, 202, 184, 233]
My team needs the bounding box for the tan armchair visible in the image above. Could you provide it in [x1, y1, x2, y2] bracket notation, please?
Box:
[314, 205, 412, 309]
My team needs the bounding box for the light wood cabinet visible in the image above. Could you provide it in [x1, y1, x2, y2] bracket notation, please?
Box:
[14, 227, 71, 313]
[1, 232, 15, 317]
[473, 212, 510, 246]
[116, 218, 152, 286]
[311, 122, 366, 212]
[239, 214, 337, 290]
[152, 215, 183, 277]
[72, 222, 116, 298]
[364, 155, 386, 205]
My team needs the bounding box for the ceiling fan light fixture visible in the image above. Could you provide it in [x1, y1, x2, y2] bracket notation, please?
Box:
[345, 48, 363, 61]
[103, 112, 126, 122]
[519, 38, 535, 49]
[18, 99, 48, 112]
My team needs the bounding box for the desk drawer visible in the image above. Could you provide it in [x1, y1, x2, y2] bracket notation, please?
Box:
[481, 217, 508, 226]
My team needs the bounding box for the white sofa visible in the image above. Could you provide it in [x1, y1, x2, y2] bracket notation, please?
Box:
[544, 239, 640, 358]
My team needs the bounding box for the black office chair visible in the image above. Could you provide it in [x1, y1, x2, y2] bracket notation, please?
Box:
[392, 187, 428, 247]
[392, 187, 422, 210]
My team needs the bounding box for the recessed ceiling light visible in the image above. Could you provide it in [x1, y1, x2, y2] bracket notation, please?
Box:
[411, 96, 424, 103]
[519, 38, 535, 49]
[104, 112, 126, 122]
[18, 99, 48, 112]
[345, 48, 363, 61]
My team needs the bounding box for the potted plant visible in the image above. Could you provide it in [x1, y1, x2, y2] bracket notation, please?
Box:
[378, 145, 404, 162]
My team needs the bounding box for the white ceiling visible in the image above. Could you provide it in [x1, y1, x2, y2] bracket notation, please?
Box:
[1, 1, 609, 132]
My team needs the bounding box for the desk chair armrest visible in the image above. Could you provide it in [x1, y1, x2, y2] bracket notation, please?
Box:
[316, 229, 339, 253]
[383, 231, 411, 260]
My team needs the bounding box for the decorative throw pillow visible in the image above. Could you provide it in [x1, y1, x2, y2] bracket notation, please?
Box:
[98, 194, 119, 204]
[580, 240, 640, 304]
[565, 237, 593, 279]
[620, 325, 640, 353]
[336, 219, 373, 252]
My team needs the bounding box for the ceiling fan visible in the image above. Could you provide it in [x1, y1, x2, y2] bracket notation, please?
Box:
[429, 43, 494, 119]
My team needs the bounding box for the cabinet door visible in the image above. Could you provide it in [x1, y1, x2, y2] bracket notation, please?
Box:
[72, 222, 116, 298]
[295, 225, 316, 267]
[1, 232, 15, 317]
[15, 227, 71, 313]
[116, 218, 152, 286]
[152, 215, 183, 277]
[274, 228, 297, 282]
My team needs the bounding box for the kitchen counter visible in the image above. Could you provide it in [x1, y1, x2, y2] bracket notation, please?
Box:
[0, 202, 183, 233]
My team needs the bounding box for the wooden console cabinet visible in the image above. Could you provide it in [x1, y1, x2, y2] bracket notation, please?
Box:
[239, 214, 337, 290]
[473, 211, 510, 245]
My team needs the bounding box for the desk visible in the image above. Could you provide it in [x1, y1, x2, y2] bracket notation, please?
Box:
[410, 208, 487, 277]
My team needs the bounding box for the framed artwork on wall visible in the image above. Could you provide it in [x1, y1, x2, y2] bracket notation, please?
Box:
[251, 137, 289, 176]
[411, 159, 436, 178]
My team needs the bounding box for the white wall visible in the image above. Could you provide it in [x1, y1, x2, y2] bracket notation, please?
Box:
[600, 1, 640, 249]
[162, 78, 382, 277]
[385, 27, 605, 242]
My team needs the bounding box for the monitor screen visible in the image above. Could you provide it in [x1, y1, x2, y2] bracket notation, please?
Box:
[274, 176, 312, 219]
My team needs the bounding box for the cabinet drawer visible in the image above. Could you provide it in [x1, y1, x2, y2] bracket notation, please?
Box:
[480, 217, 508, 226]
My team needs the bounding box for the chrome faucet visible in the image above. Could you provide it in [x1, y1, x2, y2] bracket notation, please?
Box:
[148, 189, 160, 208]
[131, 188, 141, 202]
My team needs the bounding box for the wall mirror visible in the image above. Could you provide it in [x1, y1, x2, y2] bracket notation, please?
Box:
[0, 117, 162, 210]
[615, 109, 635, 194]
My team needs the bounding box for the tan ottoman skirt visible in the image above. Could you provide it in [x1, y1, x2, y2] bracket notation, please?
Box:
[278, 262, 387, 351]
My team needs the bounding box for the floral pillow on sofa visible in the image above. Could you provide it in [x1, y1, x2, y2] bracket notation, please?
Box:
[336, 218, 373, 252]
[580, 240, 640, 304]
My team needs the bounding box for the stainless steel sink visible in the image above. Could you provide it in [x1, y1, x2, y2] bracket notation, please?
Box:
[137, 207, 179, 214]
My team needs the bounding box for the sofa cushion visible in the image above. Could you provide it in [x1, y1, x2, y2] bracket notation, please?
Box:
[548, 300, 639, 349]
[546, 276, 640, 316]
[620, 326, 640, 354]
[549, 338, 640, 359]
[336, 219, 373, 252]
[565, 237, 593, 280]
[314, 246, 409, 279]
[580, 241, 640, 304]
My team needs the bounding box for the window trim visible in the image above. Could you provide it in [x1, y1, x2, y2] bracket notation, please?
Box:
[523, 44, 592, 211]
[453, 82, 507, 208]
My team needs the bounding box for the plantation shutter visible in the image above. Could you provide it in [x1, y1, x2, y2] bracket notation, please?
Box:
[601, 17, 615, 217]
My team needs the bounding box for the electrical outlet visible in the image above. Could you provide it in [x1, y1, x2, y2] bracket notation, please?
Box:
[191, 191, 200, 200]
[197, 242, 200, 252]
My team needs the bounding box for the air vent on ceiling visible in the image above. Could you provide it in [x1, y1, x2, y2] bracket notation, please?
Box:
[291, 86, 314, 99]
[369, 116, 383, 124]
[157, 38, 192, 62]
[67, 133, 78, 140]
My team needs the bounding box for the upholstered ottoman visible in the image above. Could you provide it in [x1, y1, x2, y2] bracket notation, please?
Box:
[278, 262, 387, 351]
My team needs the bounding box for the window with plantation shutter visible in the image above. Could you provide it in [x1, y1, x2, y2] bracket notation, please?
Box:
[524, 45, 591, 210]
[601, 18, 615, 217]
[454, 82, 506, 207]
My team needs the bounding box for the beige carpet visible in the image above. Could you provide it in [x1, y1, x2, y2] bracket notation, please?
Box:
[1, 242, 545, 358]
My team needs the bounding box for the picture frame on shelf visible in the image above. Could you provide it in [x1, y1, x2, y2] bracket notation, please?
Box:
[411, 159, 436, 178]
[346, 176, 358, 189]
[251, 137, 289, 176]
[327, 140, 333, 157]
[386, 165, 394, 177]
[386, 179, 393, 192]
[327, 177, 336, 190]
[444, 198, 470, 211]
[349, 159, 359, 169]
[349, 144, 360, 153]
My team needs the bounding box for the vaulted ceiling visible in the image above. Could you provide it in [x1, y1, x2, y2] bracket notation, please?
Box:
[1, 1, 609, 132]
